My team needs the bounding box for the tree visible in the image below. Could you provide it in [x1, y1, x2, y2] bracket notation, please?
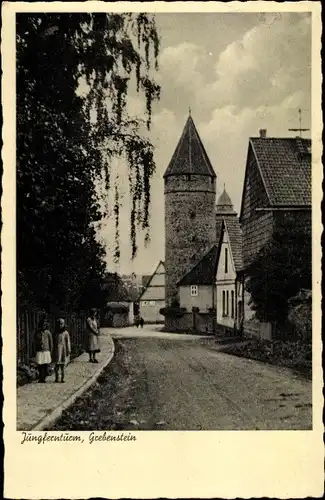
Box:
[17, 13, 160, 311]
[245, 214, 311, 325]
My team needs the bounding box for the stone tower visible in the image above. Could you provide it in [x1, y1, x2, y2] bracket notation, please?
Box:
[164, 113, 217, 304]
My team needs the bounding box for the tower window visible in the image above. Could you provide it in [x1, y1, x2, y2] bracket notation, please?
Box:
[187, 174, 191, 181]
[226, 290, 229, 316]
[225, 248, 228, 273]
[190, 285, 198, 296]
[231, 290, 234, 318]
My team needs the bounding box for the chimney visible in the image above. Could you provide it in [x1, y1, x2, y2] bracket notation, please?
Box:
[259, 129, 267, 138]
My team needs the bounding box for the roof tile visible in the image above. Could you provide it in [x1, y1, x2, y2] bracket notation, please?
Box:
[250, 137, 311, 206]
[224, 217, 243, 272]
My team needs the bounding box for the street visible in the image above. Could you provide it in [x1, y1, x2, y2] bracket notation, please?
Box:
[107, 326, 312, 430]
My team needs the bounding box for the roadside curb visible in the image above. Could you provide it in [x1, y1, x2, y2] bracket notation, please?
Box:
[31, 337, 115, 431]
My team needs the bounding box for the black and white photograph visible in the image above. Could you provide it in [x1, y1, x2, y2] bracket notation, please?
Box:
[2, 1, 323, 498]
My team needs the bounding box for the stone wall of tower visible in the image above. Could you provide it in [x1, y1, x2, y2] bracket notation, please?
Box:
[164, 174, 216, 304]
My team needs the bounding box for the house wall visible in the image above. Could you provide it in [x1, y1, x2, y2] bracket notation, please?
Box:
[216, 282, 236, 328]
[216, 226, 239, 329]
[140, 272, 165, 298]
[240, 151, 274, 269]
[216, 229, 237, 281]
[179, 284, 214, 311]
[165, 174, 216, 303]
[128, 302, 134, 325]
[140, 299, 165, 323]
[164, 311, 215, 334]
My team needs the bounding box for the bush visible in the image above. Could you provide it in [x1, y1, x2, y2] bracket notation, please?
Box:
[288, 289, 312, 342]
[17, 363, 38, 386]
[220, 338, 311, 378]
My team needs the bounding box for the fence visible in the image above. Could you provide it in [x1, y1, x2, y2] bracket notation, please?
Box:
[243, 320, 272, 341]
[17, 308, 87, 366]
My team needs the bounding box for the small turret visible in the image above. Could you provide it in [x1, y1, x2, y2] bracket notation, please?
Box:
[216, 186, 237, 215]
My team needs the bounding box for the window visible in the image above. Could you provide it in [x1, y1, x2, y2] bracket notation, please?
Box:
[187, 174, 192, 181]
[225, 248, 228, 273]
[231, 290, 234, 318]
[222, 290, 229, 316]
[190, 285, 198, 296]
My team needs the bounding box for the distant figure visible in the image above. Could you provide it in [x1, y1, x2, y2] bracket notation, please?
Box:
[140, 317, 144, 329]
[33, 317, 53, 383]
[135, 316, 140, 328]
[53, 318, 71, 383]
[86, 308, 100, 363]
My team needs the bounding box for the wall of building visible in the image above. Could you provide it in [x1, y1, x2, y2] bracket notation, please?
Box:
[216, 282, 236, 328]
[179, 284, 214, 311]
[216, 228, 237, 282]
[240, 151, 274, 269]
[128, 302, 134, 325]
[215, 227, 239, 329]
[165, 174, 216, 303]
[140, 300, 165, 323]
[164, 311, 215, 334]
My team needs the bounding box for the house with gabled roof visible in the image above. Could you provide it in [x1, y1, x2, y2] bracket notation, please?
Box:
[239, 130, 312, 337]
[138, 261, 165, 323]
[215, 199, 243, 331]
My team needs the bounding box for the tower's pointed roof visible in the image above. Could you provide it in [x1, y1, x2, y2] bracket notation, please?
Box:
[164, 114, 216, 178]
[216, 186, 237, 214]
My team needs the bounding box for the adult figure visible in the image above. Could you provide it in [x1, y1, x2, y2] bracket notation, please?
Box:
[86, 308, 100, 363]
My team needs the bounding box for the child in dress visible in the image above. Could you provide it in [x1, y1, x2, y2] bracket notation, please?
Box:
[34, 317, 53, 383]
[53, 318, 71, 383]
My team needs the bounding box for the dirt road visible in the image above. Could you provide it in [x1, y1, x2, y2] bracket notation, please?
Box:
[124, 335, 312, 430]
[51, 327, 312, 431]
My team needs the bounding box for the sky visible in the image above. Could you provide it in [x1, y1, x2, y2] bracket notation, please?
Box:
[98, 11, 311, 277]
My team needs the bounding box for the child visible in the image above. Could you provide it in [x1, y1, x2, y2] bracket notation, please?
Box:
[86, 308, 100, 363]
[34, 317, 53, 383]
[53, 318, 71, 383]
